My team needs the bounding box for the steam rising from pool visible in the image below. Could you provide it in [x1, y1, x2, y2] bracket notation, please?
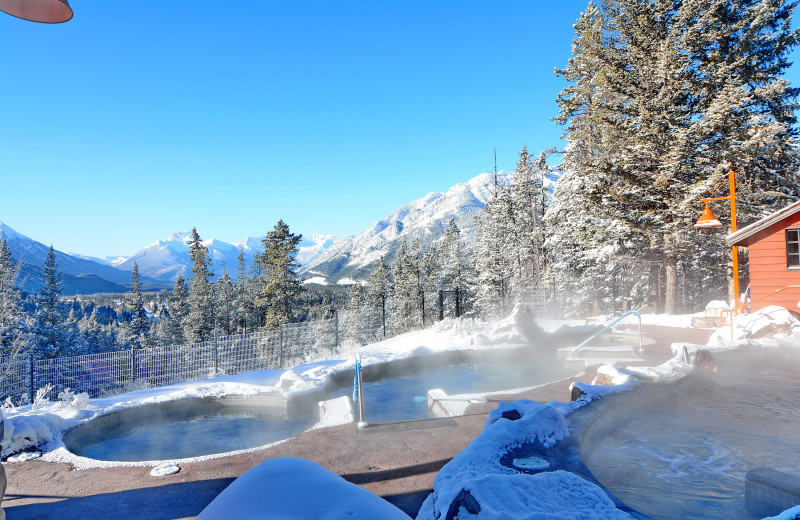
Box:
[580, 348, 800, 520]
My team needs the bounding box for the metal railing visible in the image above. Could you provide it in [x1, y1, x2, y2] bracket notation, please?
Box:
[565, 310, 643, 363]
[0, 318, 339, 404]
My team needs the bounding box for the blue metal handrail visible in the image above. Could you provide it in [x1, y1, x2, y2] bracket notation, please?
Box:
[566, 310, 643, 362]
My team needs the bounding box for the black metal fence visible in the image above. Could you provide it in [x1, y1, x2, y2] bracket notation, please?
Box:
[0, 318, 339, 404]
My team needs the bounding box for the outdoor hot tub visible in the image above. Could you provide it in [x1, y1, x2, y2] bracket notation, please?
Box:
[63, 394, 318, 462]
[576, 347, 800, 519]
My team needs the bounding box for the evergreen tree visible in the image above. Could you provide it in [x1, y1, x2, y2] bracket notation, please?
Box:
[255, 220, 303, 330]
[365, 256, 392, 337]
[158, 274, 189, 346]
[0, 240, 26, 356]
[437, 218, 476, 317]
[550, 0, 800, 314]
[129, 262, 150, 348]
[235, 249, 258, 333]
[392, 240, 424, 332]
[33, 246, 72, 357]
[215, 271, 236, 336]
[186, 228, 215, 342]
[342, 282, 369, 345]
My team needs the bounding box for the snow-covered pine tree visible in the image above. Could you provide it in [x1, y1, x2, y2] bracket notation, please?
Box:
[391, 240, 425, 333]
[474, 174, 513, 318]
[551, 0, 800, 314]
[129, 262, 150, 349]
[342, 282, 369, 345]
[215, 271, 236, 336]
[0, 239, 27, 356]
[235, 248, 258, 334]
[186, 228, 215, 342]
[365, 256, 392, 338]
[33, 246, 73, 357]
[256, 220, 304, 330]
[507, 146, 549, 304]
[154, 274, 189, 346]
[436, 219, 476, 317]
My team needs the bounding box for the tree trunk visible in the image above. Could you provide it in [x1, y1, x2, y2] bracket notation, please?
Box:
[649, 262, 660, 312]
[665, 253, 678, 314]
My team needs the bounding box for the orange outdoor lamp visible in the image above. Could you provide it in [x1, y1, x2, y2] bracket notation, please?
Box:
[693, 201, 723, 228]
[0, 0, 72, 23]
[693, 169, 740, 312]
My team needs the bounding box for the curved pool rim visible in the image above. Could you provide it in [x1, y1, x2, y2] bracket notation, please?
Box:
[62, 393, 317, 463]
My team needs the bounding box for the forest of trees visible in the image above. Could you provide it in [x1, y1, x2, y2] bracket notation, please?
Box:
[0, 222, 342, 359]
[1, 0, 799, 359]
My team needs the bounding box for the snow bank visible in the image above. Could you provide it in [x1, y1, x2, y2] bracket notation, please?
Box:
[764, 505, 800, 520]
[195, 457, 412, 520]
[708, 305, 800, 343]
[416, 400, 632, 519]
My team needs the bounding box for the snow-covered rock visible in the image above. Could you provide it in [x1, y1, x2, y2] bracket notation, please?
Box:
[417, 400, 633, 519]
[709, 306, 800, 342]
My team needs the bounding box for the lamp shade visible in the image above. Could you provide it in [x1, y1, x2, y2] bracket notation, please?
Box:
[694, 202, 722, 228]
[0, 0, 72, 23]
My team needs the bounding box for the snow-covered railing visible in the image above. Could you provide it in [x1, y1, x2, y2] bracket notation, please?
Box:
[0, 318, 339, 404]
[565, 310, 643, 364]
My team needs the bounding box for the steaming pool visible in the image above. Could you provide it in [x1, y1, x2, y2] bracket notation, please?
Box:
[63, 395, 317, 462]
[578, 348, 800, 519]
[332, 352, 567, 422]
[64, 347, 569, 462]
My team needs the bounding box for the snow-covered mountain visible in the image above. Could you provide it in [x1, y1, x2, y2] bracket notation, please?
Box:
[0, 222, 166, 295]
[118, 232, 340, 283]
[68, 253, 129, 267]
[1, 169, 536, 294]
[299, 171, 510, 284]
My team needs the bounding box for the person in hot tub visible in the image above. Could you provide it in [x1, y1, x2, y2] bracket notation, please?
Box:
[694, 349, 718, 373]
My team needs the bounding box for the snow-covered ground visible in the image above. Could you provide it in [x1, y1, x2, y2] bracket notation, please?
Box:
[3, 306, 800, 519]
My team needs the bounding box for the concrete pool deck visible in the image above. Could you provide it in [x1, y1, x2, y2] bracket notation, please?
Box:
[1, 325, 713, 520]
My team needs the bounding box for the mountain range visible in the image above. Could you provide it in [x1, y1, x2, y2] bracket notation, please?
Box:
[1, 170, 537, 295]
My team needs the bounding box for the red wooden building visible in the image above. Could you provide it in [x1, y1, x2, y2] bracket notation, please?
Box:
[727, 201, 800, 312]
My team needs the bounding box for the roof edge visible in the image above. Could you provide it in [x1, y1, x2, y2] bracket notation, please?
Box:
[726, 200, 800, 246]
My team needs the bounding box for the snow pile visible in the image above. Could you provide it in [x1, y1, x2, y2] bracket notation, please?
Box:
[764, 505, 800, 520]
[312, 396, 353, 430]
[417, 400, 632, 519]
[196, 457, 412, 520]
[6, 450, 41, 462]
[2, 412, 72, 458]
[553, 365, 642, 416]
[150, 463, 180, 476]
[474, 302, 546, 345]
[709, 305, 800, 343]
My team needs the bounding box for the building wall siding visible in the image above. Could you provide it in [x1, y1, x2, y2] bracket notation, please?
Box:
[743, 211, 800, 312]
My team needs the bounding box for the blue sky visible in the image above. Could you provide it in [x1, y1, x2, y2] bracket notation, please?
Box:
[2, 1, 800, 258]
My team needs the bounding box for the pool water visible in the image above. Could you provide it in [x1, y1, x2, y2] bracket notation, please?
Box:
[334, 357, 564, 421]
[66, 403, 318, 462]
[580, 349, 800, 520]
[66, 350, 567, 461]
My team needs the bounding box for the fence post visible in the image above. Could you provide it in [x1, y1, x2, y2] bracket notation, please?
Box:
[130, 348, 137, 384]
[455, 288, 461, 318]
[279, 327, 284, 368]
[334, 311, 339, 349]
[439, 290, 444, 321]
[420, 290, 425, 328]
[28, 353, 34, 401]
[213, 328, 219, 377]
[381, 295, 386, 338]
